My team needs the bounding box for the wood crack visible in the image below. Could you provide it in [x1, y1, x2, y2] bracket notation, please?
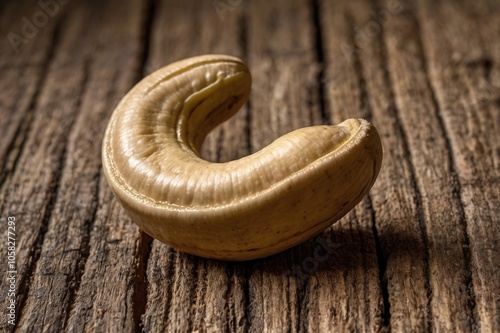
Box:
[368, 196, 390, 328]
[242, 264, 252, 332]
[298, 269, 312, 333]
[224, 265, 234, 332]
[137, 0, 156, 81]
[345, 12, 371, 122]
[133, 232, 153, 333]
[158, 248, 176, 330]
[357, 204, 372, 330]
[294, 244, 313, 332]
[187, 257, 201, 333]
[0, 114, 32, 193]
[132, 0, 156, 330]
[311, 0, 330, 125]
[216, 128, 225, 162]
[239, 12, 254, 155]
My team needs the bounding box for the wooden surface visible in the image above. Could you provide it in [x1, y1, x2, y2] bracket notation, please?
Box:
[0, 0, 498, 332]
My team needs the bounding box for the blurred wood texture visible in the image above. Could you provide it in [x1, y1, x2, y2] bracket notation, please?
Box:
[0, 0, 498, 332]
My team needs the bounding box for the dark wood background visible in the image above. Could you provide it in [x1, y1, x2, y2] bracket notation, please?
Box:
[1, 0, 498, 332]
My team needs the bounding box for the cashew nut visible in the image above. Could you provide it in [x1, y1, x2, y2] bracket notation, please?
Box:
[102, 55, 383, 260]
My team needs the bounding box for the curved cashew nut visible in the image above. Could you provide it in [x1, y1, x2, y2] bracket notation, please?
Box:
[102, 55, 383, 260]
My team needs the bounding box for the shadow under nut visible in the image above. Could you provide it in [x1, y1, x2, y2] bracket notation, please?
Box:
[102, 54, 383, 261]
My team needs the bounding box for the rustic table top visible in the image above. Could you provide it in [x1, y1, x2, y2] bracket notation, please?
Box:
[1, 0, 499, 332]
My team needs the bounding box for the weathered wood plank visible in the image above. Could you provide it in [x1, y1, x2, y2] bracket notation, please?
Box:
[141, 1, 250, 332]
[0, 0, 146, 332]
[245, 0, 383, 332]
[379, 0, 478, 331]
[244, 1, 319, 330]
[319, 0, 432, 331]
[418, 0, 500, 331]
[62, 1, 150, 331]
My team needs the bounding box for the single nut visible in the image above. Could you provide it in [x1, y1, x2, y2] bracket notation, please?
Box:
[102, 54, 383, 261]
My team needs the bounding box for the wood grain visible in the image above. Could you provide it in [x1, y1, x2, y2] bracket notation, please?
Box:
[0, 0, 498, 332]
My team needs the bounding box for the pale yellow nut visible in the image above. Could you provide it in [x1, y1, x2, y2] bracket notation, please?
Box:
[102, 54, 383, 261]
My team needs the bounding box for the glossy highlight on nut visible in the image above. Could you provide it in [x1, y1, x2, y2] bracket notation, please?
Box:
[102, 54, 383, 261]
